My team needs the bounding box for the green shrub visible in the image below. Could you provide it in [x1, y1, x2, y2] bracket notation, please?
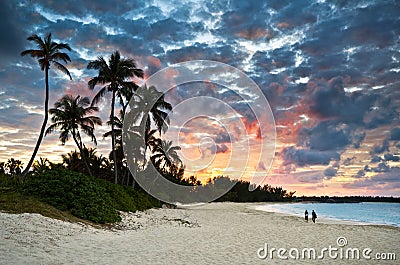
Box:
[20, 168, 159, 223]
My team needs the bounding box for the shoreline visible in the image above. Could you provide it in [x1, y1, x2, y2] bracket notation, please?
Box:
[253, 202, 400, 228]
[1, 202, 399, 264]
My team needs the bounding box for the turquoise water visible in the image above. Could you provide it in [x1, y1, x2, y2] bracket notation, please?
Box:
[256, 202, 400, 227]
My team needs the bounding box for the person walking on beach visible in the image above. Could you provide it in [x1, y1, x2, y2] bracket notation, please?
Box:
[311, 210, 317, 223]
[305, 210, 309, 222]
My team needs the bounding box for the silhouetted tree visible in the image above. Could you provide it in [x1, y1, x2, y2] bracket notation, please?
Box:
[87, 51, 143, 184]
[45, 95, 101, 176]
[20, 33, 72, 177]
[6, 158, 23, 176]
[151, 139, 182, 174]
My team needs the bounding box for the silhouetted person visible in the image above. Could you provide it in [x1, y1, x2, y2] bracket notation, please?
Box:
[305, 210, 309, 222]
[312, 210, 317, 223]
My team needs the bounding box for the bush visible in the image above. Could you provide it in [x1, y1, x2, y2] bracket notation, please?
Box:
[20, 168, 159, 223]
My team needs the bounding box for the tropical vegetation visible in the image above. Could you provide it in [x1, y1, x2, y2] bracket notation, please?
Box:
[0, 32, 296, 224]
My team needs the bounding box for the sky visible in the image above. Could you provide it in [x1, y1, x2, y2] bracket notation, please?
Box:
[0, 0, 399, 196]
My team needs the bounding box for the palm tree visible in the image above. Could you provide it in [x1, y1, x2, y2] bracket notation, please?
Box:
[61, 147, 110, 177]
[151, 140, 182, 173]
[32, 157, 52, 172]
[87, 51, 143, 184]
[144, 129, 158, 166]
[45, 95, 101, 176]
[20, 33, 72, 177]
[5, 158, 24, 176]
[134, 85, 172, 134]
[103, 111, 123, 147]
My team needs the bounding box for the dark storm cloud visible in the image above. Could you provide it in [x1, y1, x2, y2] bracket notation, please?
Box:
[0, 105, 42, 128]
[217, 0, 271, 40]
[252, 48, 297, 72]
[390, 128, 400, 141]
[31, 0, 143, 17]
[299, 121, 350, 151]
[301, 1, 400, 54]
[149, 18, 203, 42]
[364, 99, 398, 130]
[299, 16, 350, 56]
[373, 162, 391, 173]
[282, 146, 340, 166]
[324, 167, 337, 178]
[370, 139, 390, 155]
[164, 44, 244, 66]
[342, 3, 400, 48]
[354, 170, 365, 178]
[345, 167, 400, 189]
[305, 77, 378, 123]
[216, 144, 228, 154]
[215, 132, 230, 144]
[298, 1, 400, 86]
[271, 0, 317, 28]
[352, 132, 366, 148]
[297, 120, 366, 153]
[371, 156, 383, 163]
[362, 161, 399, 175]
[351, 49, 395, 74]
[384, 153, 400, 162]
[0, 2, 26, 61]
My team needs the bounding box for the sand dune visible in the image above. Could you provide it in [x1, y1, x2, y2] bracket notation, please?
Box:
[1, 203, 399, 264]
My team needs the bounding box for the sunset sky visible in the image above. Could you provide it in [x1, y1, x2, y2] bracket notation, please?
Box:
[0, 0, 399, 196]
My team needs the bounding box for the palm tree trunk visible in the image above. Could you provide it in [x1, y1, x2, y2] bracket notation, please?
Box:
[21, 67, 50, 178]
[73, 129, 92, 176]
[132, 158, 136, 189]
[111, 90, 118, 184]
[143, 145, 148, 169]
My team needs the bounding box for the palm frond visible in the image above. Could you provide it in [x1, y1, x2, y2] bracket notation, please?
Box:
[52, 61, 72, 80]
[20, 49, 44, 58]
[91, 86, 108, 106]
[51, 52, 71, 63]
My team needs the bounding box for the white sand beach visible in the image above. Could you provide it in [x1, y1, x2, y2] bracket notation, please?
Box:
[1, 202, 399, 264]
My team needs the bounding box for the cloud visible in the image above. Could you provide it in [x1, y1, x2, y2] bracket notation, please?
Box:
[297, 170, 325, 183]
[354, 170, 365, 178]
[324, 167, 337, 178]
[343, 157, 356, 166]
[371, 155, 383, 163]
[304, 77, 377, 123]
[383, 153, 400, 162]
[299, 121, 351, 151]
[370, 139, 390, 155]
[216, 144, 228, 154]
[373, 162, 391, 173]
[361, 161, 398, 175]
[390, 127, 400, 141]
[215, 132, 231, 144]
[344, 167, 400, 189]
[149, 18, 201, 42]
[0, 2, 25, 61]
[282, 146, 340, 166]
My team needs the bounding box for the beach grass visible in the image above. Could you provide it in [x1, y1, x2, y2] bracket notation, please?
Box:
[0, 183, 87, 224]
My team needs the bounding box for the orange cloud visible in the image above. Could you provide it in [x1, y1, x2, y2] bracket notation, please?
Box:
[235, 28, 272, 40]
[147, 56, 161, 68]
[276, 22, 291, 29]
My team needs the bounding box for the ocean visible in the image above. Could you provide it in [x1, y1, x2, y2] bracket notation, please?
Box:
[255, 202, 400, 227]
